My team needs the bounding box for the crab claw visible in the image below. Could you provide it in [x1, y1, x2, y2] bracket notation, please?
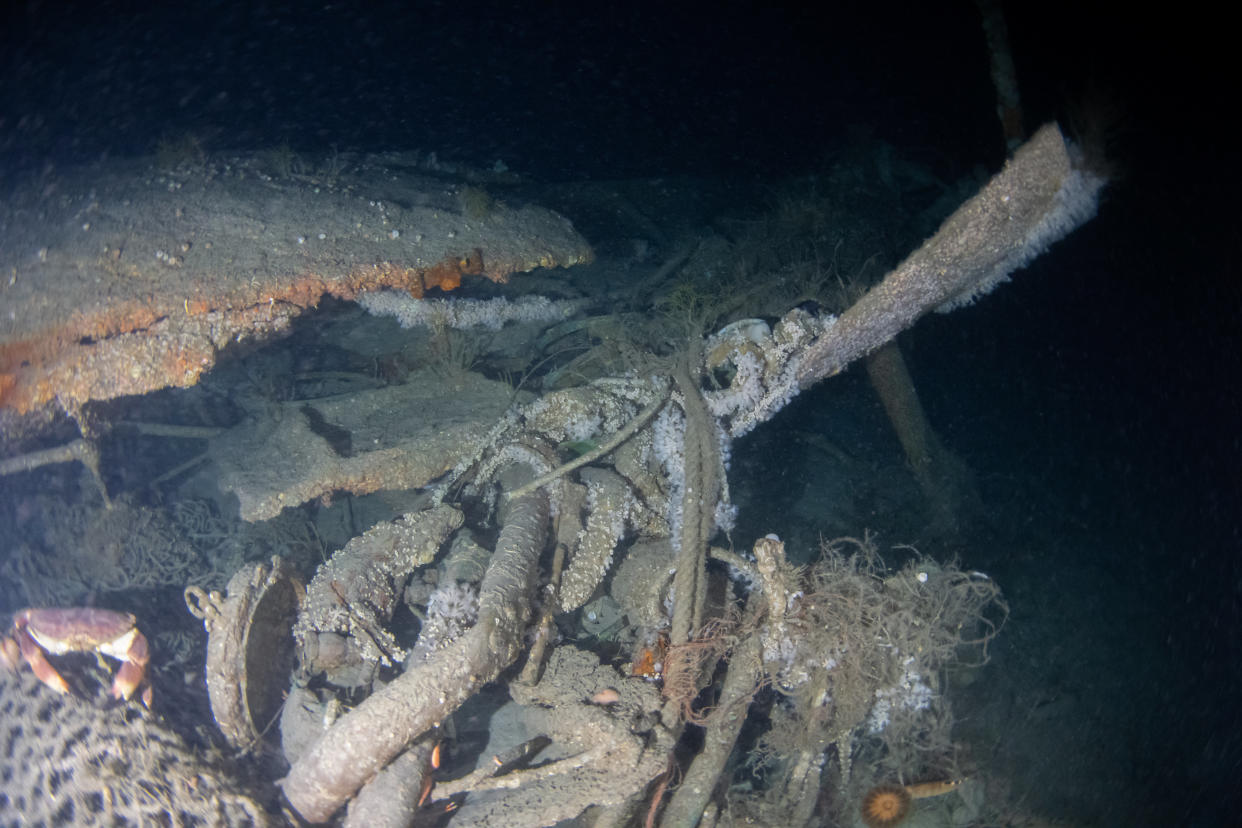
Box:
[15, 626, 71, 695]
[0, 636, 19, 673]
[110, 627, 150, 705]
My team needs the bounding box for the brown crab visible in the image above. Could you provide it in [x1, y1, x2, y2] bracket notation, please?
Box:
[0, 608, 152, 707]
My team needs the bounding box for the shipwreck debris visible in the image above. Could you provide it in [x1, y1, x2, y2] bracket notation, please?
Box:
[0, 154, 593, 416]
[209, 370, 520, 521]
[185, 555, 305, 751]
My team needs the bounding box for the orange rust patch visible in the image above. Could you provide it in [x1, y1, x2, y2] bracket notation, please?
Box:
[424, 248, 484, 294]
[185, 298, 212, 316]
[349, 262, 428, 299]
[630, 631, 669, 681]
[275, 274, 332, 310]
[0, 252, 488, 413]
[338, 250, 484, 299]
[60, 301, 161, 344]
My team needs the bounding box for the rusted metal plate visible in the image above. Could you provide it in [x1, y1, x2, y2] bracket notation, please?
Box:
[210, 370, 515, 521]
[0, 154, 592, 414]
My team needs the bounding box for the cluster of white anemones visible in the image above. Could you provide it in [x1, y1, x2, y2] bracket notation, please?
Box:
[866, 655, 934, 734]
[357, 291, 576, 331]
[408, 580, 479, 665]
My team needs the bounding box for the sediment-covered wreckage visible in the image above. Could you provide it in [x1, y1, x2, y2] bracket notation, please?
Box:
[0, 125, 1100, 826]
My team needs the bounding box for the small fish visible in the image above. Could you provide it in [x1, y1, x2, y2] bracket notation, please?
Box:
[905, 778, 966, 799]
